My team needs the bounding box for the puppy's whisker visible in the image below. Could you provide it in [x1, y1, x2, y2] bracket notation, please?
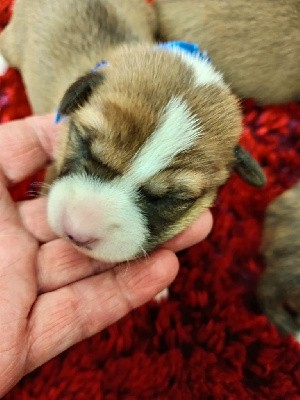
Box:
[139, 246, 149, 262]
[25, 191, 40, 199]
[32, 181, 51, 192]
[118, 260, 130, 278]
[25, 181, 51, 198]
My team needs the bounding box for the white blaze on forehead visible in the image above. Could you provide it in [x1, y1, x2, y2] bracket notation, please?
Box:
[126, 97, 203, 184]
[172, 49, 225, 88]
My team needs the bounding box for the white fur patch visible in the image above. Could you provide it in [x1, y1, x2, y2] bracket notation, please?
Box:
[127, 97, 202, 184]
[48, 174, 148, 263]
[154, 288, 169, 302]
[173, 49, 225, 88]
[0, 53, 8, 75]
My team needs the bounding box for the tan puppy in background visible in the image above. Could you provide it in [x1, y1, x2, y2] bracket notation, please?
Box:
[0, 0, 157, 113]
[0, 0, 264, 264]
[155, 0, 300, 104]
[257, 182, 300, 338]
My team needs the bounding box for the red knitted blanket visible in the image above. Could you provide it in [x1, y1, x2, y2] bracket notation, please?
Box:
[1, 1, 300, 398]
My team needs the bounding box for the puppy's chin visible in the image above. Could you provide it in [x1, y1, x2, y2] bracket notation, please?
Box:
[47, 174, 149, 263]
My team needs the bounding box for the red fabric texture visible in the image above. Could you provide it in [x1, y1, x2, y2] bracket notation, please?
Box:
[1, 1, 300, 398]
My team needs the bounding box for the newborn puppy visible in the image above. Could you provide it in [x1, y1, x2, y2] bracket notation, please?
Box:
[0, 0, 265, 263]
[257, 182, 300, 337]
[155, 0, 300, 104]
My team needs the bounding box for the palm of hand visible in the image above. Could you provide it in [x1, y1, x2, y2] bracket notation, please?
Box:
[0, 115, 212, 397]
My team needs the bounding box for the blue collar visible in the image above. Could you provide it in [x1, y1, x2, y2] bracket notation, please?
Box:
[156, 41, 211, 63]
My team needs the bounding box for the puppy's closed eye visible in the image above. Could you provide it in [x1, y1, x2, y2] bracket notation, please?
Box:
[58, 121, 120, 181]
[138, 187, 196, 223]
[69, 123, 91, 160]
[142, 168, 206, 199]
[140, 186, 197, 203]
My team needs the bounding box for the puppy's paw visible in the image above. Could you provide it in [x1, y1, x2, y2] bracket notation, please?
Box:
[0, 53, 9, 75]
[154, 287, 169, 302]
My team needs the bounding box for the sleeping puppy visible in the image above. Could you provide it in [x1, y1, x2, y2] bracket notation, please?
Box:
[155, 0, 300, 105]
[257, 182, 300, 337]
[0, 0, 265, 264]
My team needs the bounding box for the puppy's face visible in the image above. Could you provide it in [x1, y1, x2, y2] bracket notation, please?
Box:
[47, 45, 263, 263]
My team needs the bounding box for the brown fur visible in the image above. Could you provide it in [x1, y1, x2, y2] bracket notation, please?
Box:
[257, 182, 300, 335]
[155, 0, 300, 104]
[73, 46, 240, 177]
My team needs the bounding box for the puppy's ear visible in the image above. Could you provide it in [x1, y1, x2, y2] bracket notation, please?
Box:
[58, 71, 105, 116]
[233, 145, 267, 187]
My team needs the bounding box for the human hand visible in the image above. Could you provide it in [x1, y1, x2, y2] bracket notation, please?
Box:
[0, 114, 213, 397]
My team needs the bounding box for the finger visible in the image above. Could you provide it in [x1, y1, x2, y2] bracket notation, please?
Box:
[37, 239, 110, 293]
[37, 210, 213, 293]
[18, 197, 57, 242]
[163, 209, 213, 253]
[0, 181, 37, 317]
[18, 199, 92, 295]
[0, 114, 59, 185]
[0, 180, 20, 228]
[25, 249, 179, 373]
